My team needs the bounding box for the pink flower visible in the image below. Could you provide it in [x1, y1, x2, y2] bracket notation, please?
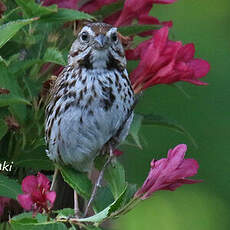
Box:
[0, 197, 10, 216]
[17, 173, 56, 214]
[113, 0, 176, 27]
[127, 27, 210, 93]
[80, 0, 119, 14]
[135, 144, 202, 200]
[42, 0, 79, 9]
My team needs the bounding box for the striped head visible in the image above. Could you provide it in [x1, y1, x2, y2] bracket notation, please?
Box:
[68, 22, 126, 70]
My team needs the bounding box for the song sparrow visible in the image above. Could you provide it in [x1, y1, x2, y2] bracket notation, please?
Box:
[45, 22, 135, 215]
[45, 22, 134, 172]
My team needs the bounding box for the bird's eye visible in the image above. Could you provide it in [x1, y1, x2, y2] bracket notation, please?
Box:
[80, 32, 89, 42]
[111, 33, 117, 42]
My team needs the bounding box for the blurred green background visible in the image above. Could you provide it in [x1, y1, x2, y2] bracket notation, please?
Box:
[114, 0, 230, 229]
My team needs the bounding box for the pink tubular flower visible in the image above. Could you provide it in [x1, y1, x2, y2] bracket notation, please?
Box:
[0, 197, 10, 216]
[135, 144, 202, 200]
[17, 173, 56, 214]
[127, 27, 210, 93]
[80, 0, 119, 14]
[42, 0, 79, 9]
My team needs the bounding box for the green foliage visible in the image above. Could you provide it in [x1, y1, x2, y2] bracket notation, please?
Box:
[104, 159, 126, 199]
[43, 47, 66, 65]
[0, 119, 8, 140]
[39, 8, 95, 23]
[93, 1, 123, 19]
[118, 24, 160, 36]
[10, 213, 68, 230]
[0, 18, 38, 48]
[59, 164, 92, 200]
[0, 174, 22, 199]
[15, 0, 58, 18]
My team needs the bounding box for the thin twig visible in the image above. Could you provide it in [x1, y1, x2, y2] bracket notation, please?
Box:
[83, 152, 113, 217]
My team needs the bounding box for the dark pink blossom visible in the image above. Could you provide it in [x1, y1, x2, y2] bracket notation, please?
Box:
[127, 27, 210, 93]
[0, 197, 10, 216]
[42, 0, 79, 9]
[80, 0, 119, 13]
[135, 144, 202, 200]
[17, 173, 56, 214]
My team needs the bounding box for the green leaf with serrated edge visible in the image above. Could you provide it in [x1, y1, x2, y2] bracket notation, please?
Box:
[59, 164, 92, 199]
[129, 114, 143, 149]
[104, 159, 126, 199]
[142, 113, 197, 148]
[0, 119, 8, 140]
[39, 8, 94, 23]
[11, 213, 68, 230]
[15, 0, 57, 18]
[43, 47, 66, 66]
[92, 1, 123, 18]
[118, 24, 161, 36]
[77, 186, 127, 223]
[0, 174, 22, 199]
[15, 146, 54, 170]
[0, 18, 38, 48]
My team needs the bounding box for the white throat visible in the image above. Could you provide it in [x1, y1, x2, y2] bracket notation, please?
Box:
[91, 49, 109, 69]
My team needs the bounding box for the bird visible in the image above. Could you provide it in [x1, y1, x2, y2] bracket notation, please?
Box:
[45, 22, 135, 216]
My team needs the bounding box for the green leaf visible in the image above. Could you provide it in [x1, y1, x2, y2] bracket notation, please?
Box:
[104, 159, 126, 199]
[0, 7, 22, 25]
[118, 24, 161, 36]
[93, 186, 114, 213]
[15, 0, 57, 18]
[129, 114, 143, 149]
[43, 47, 66, 66]
[0, 119, 8, 140]
[59, 164, 92, 200]
[10, 212, 68, 230]
[0, 174, 22, 199]
[77, 186, 127, 223]
[15, 146, 54, 170]
[123, 184, 137, 206]
[10, 59, 42, 74]
[93, 1, 123, 19]
[0, 95, 31, 107]
[142, 113, 197, 148]
[0, 18, 38, 48]
[39, 8, 94, 23]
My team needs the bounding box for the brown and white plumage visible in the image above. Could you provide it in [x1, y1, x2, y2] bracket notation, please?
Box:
[45, 22, 134, 172]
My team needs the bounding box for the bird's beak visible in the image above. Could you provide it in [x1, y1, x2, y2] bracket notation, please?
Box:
[94, 34, 107, 49]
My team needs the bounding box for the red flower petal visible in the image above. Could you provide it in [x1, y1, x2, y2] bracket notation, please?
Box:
[21, 175, 38, 193]
[17, 194, 33, 211]
[37, 172, 50, 190]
